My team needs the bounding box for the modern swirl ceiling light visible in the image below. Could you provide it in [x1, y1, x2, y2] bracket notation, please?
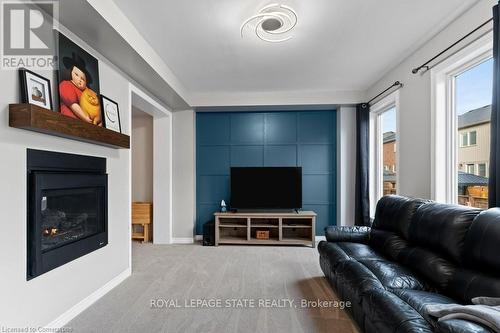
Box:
[240, 4, 298, 43]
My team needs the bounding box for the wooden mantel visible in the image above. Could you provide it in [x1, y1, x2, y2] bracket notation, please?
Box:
[9, 104, 130, 149]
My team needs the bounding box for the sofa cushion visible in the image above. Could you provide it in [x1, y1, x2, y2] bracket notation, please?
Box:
[409, 202, 481, 263]
[435, 319, 493, 333]
[391, 289, 456, 325]
[369, 229, 413, 262]
[318, 241, 386, 272]
[372, 195, 427, 239]
[357, 259, 428, 290]
[362, 288, 434, 333]
[400, 247, 457, 292]
[463, 208, 500, 275]
[335, 260, 385, 296]
[318, 241, 350, 268]
[337, 242, 384, 261]
[335, 260, 385, 326]
[446, 268, 500, 304]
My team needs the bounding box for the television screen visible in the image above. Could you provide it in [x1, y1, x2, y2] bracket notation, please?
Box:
[230, 167, 302, 209]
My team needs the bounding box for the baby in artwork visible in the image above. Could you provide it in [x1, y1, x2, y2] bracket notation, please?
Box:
[59, 53, 102, 126]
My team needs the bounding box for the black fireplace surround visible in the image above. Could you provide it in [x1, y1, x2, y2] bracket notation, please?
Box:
[27, 149, 108, 280]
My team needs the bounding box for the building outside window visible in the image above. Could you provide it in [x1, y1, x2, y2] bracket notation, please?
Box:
[369, 93, 399, 215]
[455, 59, 492, 209]
[382, 122, 397, 196]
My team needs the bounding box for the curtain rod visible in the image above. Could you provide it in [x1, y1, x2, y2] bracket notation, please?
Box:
[367, 81, 403, 105]
[412, 18, 493, 75]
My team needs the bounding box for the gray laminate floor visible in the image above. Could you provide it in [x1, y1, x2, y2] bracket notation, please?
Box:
[68, 242, 359, 333]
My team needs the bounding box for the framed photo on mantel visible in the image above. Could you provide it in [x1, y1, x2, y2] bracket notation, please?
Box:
[19, 68, 53, 110]
[100, 95, 121, 133]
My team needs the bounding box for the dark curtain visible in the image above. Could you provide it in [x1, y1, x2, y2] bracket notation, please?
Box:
[355, 103, 371, 226]
[490, 3, 500, 208]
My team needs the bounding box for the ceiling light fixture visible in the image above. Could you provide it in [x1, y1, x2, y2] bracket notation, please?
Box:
[240, 4, 298, 43]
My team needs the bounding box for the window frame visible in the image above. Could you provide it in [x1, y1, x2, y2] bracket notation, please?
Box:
[431, 31, 493, 204]
[369, 91, 400, 217]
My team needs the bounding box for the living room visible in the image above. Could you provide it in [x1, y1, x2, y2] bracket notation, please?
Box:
[0, 0, 499, 332]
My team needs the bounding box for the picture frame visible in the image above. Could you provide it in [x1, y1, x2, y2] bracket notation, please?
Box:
[57, 31, 102, 126]
[19, 68, 53, 110]
[100, 95, 121, 133]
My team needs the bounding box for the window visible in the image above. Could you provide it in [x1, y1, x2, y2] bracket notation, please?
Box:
[369, 92, 399, 216]
[478, 163, 487, 177]
[432, 32, 492, 210]
[469, 131, 477, 145]
[455, 60, 491, 209]
[461, 133, 468, 147]
[460, 131, 478, 147]
[467, 164, 475, 174]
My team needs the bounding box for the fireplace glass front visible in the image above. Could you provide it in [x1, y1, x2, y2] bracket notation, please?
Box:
[41, 187, 104, 252]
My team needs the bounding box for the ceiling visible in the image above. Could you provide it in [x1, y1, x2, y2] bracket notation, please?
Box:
[57, 0, 190, 110]
[112, 0, 479, 106]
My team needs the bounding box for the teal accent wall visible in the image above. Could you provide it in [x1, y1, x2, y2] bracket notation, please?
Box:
[196, 110, 337, 235]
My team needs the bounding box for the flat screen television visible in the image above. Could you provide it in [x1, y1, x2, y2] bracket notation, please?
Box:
[230, 167, 302, 210]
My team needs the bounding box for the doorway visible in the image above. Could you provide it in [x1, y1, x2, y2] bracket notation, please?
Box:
[129, 84, 173, 250]
[132, 107, 154, 243]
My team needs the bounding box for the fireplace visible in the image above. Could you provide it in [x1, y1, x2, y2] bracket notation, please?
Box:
[27, 149, 108, 280]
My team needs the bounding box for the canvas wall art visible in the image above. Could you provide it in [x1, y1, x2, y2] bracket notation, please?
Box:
[57, 32, 102, 126]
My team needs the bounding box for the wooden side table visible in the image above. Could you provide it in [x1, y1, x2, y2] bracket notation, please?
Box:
[132, 202, 152, 242]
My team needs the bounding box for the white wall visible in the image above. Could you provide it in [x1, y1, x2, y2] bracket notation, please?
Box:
[366, 0, 495, 199]
[152, 113, 173, 244]
[172, 110, 196, 240]
[0, 20, 163, 327]
[132, 109, 153, 202]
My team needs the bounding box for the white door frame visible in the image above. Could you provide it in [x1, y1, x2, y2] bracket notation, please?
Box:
[129, 83, 173, 246]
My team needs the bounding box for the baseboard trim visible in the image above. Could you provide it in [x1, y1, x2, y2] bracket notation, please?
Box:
[46, 267, 131, 328]
[194, 235, 203, 241]
[172, 237, 195, 244]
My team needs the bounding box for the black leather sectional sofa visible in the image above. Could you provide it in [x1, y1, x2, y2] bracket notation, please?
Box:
[318, 195, 500, 333]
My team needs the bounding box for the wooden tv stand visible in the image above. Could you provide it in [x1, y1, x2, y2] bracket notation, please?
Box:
[214, 211, 316, 247]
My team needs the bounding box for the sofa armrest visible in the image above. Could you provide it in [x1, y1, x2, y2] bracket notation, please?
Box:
[324, 226, 371, 243]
